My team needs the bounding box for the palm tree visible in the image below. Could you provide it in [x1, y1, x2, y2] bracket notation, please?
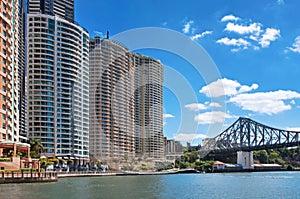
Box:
[29, 138, 44, 158]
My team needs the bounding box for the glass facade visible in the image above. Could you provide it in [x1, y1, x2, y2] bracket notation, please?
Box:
[27, 14, 89, 159]
[28, 0, 74, 22]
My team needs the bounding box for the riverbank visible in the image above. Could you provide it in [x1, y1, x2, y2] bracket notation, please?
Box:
[0, 168, 296, 184]
[57, 168, 199, 178]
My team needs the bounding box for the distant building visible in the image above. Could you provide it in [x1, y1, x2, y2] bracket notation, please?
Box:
[89, 37, 164, 161]
[213, 161, 243, 172]
[253, 164, 282, 171]
[164, 138, 183, 154]
[89, 37, 135, 161]
[187, 142, 191, 148]
[27, 0, 74, 22]
[213, 161, 225, 170]
[133, 53, 164, 159]
[164, 138, 183, 160]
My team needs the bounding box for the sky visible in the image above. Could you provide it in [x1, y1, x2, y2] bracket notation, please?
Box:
[75, 0, 300, 145]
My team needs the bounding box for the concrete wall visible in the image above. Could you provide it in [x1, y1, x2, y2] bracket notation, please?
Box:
[237, 151, 254, 169]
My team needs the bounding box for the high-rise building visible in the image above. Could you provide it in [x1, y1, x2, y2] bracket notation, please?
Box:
[27, 0, 89, 160]
[133, 54, 164, 159]
[89, 37, 135, 161]
[89, 37, 164, 161]
[0, 0, 21, 143]
[27, 0, 74, 22]
[18, 0, 27, 142]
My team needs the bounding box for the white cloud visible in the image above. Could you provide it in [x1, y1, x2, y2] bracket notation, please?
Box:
[190, 31, 213, 40]
[199, 78, 258, 98]
[163, 114, 175, 118]
[174, 133, 207, 142]
[163, 113, 174, 126]
[225, 22, 262, 35]
[218, 16, 280, 51]
[93, 31, 104, 38]
[194, 111, 235, 124]
[201, 78, 300, 115]
[209, 102, 222, 108]
[230, 90, 300, 115]
[249, 35, 259, 41]
[185, 103, 207, 111]
[259, 28, 280, 48]
[221, 14, 240, 22]
[161, 21, 167, 26]
[185, 102, 222, 112]
[288, 36, 300, 53]
[286, 127, 300, 132]
[277, 0, 285, 5]
[217, 37, 251, 47]
[253, 46, 260, 51]
[239, 84, 259, 93]
[182, 20, 194, 34]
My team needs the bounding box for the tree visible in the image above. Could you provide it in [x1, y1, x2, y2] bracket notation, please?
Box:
[189, 151, 200, 163]
[29, 138, 44, 158]
[123, 153, 128, 162]
[253, 150, 268, 163]
[268, 150, 284, 164]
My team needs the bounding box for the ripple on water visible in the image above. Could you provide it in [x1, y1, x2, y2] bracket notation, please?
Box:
[0, 172, 300, 199]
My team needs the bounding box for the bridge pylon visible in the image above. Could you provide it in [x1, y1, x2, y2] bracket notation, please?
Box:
[237, 151, 254, 169]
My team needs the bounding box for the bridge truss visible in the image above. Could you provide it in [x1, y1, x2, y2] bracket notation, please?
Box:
[200, 117, 300, 158]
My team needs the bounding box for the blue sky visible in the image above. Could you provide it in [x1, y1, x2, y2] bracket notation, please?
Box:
[75, 0, 300, 145]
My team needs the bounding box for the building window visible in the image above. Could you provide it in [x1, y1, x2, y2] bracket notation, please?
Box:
[2, 3, 7, 10]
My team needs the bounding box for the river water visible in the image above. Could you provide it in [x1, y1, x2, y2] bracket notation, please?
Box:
[1, 172, 300, 199]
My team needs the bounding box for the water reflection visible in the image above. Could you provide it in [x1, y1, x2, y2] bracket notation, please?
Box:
[1, 172, 300, 199]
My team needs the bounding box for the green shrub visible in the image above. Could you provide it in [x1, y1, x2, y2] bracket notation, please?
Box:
[0, 158, 11, 162]
[20, 168, 38, 172]
[46, 161, 54, 165]
[48, 158, 59, 163]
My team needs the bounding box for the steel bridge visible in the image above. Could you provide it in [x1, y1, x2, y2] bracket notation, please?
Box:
[200, 117, 300, 158]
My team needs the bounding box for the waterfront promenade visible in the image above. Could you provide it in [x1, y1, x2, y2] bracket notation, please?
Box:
[0, 171, 57, 184]
[57, 169, 197, 178]
[0, 168, 198, 184]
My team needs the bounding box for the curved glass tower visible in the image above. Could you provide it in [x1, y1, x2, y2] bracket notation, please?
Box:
[27, 14, 89, 160]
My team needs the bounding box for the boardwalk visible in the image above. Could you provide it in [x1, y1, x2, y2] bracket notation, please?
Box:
[0, 171, 57, 184]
